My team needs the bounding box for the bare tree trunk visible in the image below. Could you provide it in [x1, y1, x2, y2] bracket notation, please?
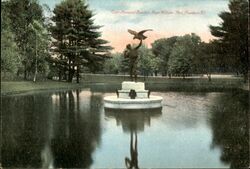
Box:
[33, 35, 38, 82]
[207, 73, 211, 82]
[59, 69, 62, 81]
[67, 59, 72, 82]
[23, 45, 27, 80]
[68, 68, 75, 83]
[24, 63, 27, 80]
[3, 71, 6, 79]
[242, 66, 248, 83]
[76, 65, 80, 83]
[168, 73, 171, 79]
[154, 71, 158, 76]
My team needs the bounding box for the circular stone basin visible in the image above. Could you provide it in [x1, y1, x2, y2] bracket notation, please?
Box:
[104, 95, 163, 109]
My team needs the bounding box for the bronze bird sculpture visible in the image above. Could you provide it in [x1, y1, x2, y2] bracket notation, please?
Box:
[128, 29, 153, 40]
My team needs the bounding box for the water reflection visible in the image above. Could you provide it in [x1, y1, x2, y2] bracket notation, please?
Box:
[105, 108, 162, 169]
[2, 94, 51, 167]
[210, 90, 249, 169]
[125, 131, 139, 169]
[2, 90, 102, 168]
[2, 90, 248, 168]
[104, 109, 162, 133]
[50, 90, 103, 168]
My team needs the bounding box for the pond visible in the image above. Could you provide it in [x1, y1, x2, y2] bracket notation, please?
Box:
[1, 86, 249, 169]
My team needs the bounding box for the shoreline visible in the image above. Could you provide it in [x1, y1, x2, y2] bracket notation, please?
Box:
[1, 75, 247, 96]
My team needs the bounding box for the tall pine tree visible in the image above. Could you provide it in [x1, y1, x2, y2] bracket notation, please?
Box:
[50, 0, 112, 83]
[210, 0, 248, 81]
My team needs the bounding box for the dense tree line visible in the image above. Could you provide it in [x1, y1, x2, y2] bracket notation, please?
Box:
[1, 0, 248, 83]
[1, 11, 21, 77]
[1, 0, 49, 81]
[103, 44, 160, 78]
[104, 0, 248, 82]
[1, 0, 112, 83]
[104, 33, 211, 79]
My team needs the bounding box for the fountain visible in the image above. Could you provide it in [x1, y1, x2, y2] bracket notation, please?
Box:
[104, 81, 162, 109]
[104, 29, 163, 109]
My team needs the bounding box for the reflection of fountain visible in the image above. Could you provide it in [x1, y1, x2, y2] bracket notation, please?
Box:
[105, 108, 162, 133]
[105, 108, 162, 168]
[125, 131, 139, 169]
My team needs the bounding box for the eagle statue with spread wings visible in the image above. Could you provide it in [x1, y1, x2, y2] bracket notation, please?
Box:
[124, 28, 153, 81]
[128, 29, 153, 40]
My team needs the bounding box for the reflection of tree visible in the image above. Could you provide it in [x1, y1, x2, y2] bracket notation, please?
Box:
[2, 94, 52, 167]
[51, 90, 102, 168]
[210, 90, 249, 169]
[2, 90, 102, 168]
[105, 108, 162, 169]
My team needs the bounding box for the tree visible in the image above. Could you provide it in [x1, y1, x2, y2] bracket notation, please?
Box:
[210, 0, 248, 81]
[1, 26, 21, 78]
[194, 42, 217, 81]
[29, 20, 50, 82]
[1, 4, 21, 78]
[138, 44, 159, 77]
[103, 53, 122, 74]
[3, 0, 44, 80]
[120, 53, 130, 75]
[151, 36, 178, 76]
[168, 45, 192, 78]
[167, 33, 201, 78]
[50, 0, 112, 83]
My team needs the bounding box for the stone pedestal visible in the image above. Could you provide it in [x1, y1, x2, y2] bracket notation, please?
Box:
[118, 81, 149, 99]
[121, 81, 145, 90]
[103, 81, 162, 109]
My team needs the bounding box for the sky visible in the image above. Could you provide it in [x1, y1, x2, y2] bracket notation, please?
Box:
[39, 0, 229, 52]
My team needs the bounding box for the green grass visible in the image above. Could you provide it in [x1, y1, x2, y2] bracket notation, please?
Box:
[81, 74, 243, 83]
[1, 74, 247, 95]
[1, 80, 83, 95]
[81, 74, 245, 91]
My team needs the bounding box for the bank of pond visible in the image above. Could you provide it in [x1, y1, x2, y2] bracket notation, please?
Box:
[1, 75, 246, 95]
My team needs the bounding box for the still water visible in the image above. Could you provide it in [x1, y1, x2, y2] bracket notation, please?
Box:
[1, 87, 249, 169]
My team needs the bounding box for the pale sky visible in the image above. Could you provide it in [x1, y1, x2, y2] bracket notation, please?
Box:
[39, 0, 229, 52]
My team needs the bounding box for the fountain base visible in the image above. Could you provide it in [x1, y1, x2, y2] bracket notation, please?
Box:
[104, 96, 162, 109]
[103, 81, 162, 109]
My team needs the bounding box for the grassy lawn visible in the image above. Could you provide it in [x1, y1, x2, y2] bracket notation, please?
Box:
[1, 74, 247, 95]
[1, 80, 83, 95]
[81, 74, 245, 91]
